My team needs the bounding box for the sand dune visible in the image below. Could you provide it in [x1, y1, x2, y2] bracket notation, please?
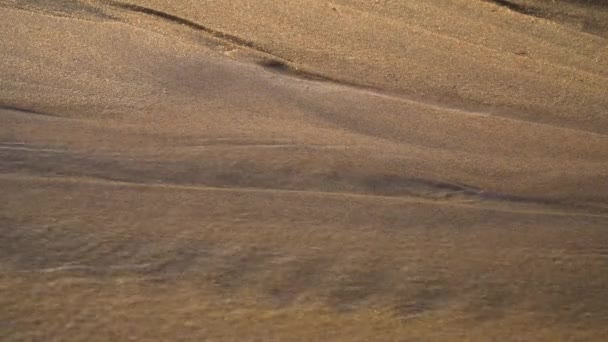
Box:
[1, 0, 608, 340]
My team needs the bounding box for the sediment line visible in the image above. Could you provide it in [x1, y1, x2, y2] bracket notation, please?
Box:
[1, 173, 606, 218]
[104, 1, 275, 55]
[0, 105, 60, 118]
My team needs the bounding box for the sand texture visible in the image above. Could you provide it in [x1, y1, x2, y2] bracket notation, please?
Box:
[1, 0, 608, 340]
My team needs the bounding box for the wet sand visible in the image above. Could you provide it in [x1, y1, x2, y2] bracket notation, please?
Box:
[1, 0, 608, 340]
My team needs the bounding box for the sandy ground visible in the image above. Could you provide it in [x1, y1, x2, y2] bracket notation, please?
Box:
[1, 0, 608, 340]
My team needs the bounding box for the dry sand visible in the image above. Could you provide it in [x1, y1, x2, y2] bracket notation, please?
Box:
[1, 0, 608, 340]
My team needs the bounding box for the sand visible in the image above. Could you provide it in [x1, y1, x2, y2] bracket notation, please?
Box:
[1, 0, 608, 340]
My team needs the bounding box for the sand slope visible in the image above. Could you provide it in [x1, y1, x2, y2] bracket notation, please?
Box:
[1, 0, 608, 340]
